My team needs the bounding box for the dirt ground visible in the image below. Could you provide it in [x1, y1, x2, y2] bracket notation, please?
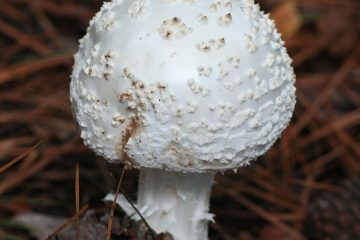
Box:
[0, 0, 359, 239]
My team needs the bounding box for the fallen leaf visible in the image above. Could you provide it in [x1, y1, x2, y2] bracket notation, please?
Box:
[271, 1, 302, 41]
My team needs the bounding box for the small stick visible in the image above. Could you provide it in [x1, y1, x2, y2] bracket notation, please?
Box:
[0, 140, 43, 174]
[107, 172, 157, 239]
[75, 162, 80, 240]
[0, 19, 51, 54]
[45, 204, 89, 240]
[120, 190, 157, 240]
[217, 187, 305, 240]
[106, 166, 126, 240]
[0, 53, 72, 85]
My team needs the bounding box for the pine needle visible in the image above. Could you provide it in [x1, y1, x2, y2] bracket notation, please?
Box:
[0, 140, 43, 174]
[75, 162, 80, 240]
[106, 166, 126, 240]
[45, 204, 89, 240]
[121, 189, 157, 240]
[107, 171, 157, 240]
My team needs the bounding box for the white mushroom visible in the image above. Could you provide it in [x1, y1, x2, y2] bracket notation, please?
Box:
[70, 0, 296, 239]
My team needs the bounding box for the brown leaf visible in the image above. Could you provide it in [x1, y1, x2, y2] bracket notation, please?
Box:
[271, 1, 302, 41]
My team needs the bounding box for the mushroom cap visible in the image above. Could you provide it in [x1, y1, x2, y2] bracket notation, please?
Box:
[70, 0, 296, 172]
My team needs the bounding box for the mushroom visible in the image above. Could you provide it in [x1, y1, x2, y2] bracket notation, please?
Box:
[70, 0, 296, 239]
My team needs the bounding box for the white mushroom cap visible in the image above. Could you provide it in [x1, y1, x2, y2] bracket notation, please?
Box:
[70, 0, 296, 172]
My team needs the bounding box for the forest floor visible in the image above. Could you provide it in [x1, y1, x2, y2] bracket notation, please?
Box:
[0, 0, 359, 239]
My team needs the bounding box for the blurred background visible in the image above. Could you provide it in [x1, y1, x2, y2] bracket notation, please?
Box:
[0, 0, 359, 239]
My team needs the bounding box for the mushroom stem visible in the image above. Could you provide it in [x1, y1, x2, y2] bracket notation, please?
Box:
[137, 168, 215, 240]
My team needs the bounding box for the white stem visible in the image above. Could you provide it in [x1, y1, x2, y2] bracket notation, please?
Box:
[137, 168, 215, 240]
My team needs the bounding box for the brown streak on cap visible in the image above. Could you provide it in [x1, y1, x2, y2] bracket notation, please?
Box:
[120, 117, 141, 167]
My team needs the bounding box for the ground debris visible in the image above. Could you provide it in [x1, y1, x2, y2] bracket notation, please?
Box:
[0, 0, 359, 239]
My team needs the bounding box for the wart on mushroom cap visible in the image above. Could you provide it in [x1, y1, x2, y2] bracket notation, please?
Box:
[70, 0, 296, 172]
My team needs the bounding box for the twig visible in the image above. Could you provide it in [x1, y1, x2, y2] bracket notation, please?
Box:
[0, 19, 51, 54]
[295, 109, 360, 149]
[121, 190, 157, 240]
[0, 53, 72, 84]
[45, 204, 89, 240]
[0, 140, 42, 174]
[106, 166, 126, 240]
[75, 162, 80, 240]
[0, 142, 80, 194]
[291, 49, 359, 136]
[217, 187, 306, 240]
